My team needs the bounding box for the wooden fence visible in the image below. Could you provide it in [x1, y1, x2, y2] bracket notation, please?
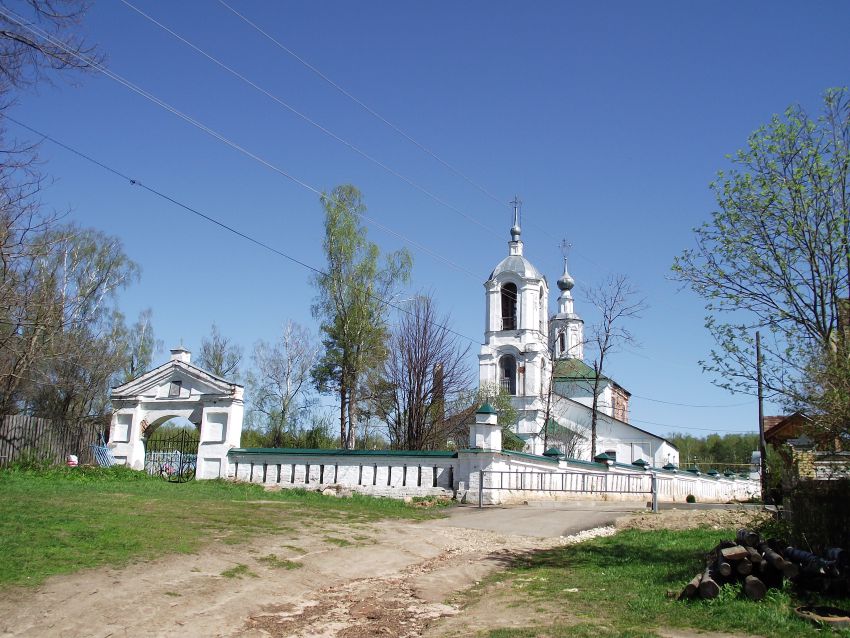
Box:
[0, 415, 100, 467]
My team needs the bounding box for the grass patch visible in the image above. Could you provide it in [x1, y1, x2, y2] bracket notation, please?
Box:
[323, 536, 353, 547]
[0, 465, 444, 589]
[481, 527, 850, 638]
[257, 554, 302, 570]
[220, 563, 256, 578]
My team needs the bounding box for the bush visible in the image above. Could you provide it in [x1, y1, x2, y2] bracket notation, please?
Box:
[686, 494, 696, 503]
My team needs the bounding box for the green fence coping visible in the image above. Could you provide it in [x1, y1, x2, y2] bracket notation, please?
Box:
[501, 450, 560, 464]
[228, 447, 458, 458]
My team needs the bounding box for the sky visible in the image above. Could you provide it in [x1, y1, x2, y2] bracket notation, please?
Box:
[10, 1, 850, 440]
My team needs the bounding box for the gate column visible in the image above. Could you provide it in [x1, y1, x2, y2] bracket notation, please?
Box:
[197, 389, 244, 480]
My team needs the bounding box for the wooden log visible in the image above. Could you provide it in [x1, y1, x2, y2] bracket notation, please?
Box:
[759, 543, 786, 570]
[716, 558, 732, 577]
[699, 566, 722, 599]
[743, 575, 767, 601]
[746, 546, 764, 565]
[720, 545, 749, 561]
[736, 558, 753, 576]
[679, 573, 703, 600]
[737, 528, 760, 547]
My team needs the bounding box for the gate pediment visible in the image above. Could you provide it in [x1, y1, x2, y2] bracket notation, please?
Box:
[112, 359, 242, 403]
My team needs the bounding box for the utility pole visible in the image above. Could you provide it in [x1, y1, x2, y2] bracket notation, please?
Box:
[756, 331, 767, 504]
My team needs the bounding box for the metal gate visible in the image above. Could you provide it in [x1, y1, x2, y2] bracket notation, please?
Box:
[144, 429, 199, 482]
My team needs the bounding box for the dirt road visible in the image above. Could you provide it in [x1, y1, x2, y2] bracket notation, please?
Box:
[0, 503, 648, 637]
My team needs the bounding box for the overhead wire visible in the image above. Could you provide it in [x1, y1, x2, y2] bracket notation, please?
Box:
[120, 0, 500, 240]
[2, 113, 482, 348]
[630, 393, 753, 408]
[216, 0, 507, 209]
[214, 0, 609, 273]
[0, 4, 482, 282]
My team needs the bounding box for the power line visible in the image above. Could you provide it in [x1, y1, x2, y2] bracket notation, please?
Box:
[0, 4, 481, 282]
[121, 0, 500, 240]
[630, 393, 753, 408]
[216, 0, 507, 209]
[2, 113, 482, 348]
[629, 415, 756, 434]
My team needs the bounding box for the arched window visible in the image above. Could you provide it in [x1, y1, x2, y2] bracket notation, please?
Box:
[558, 331, 566, 355]
[539, 285, 546, 333]
[501, 283, 517, 330]
[499, 355, 517, 395]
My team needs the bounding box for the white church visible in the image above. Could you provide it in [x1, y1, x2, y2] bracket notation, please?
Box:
[478, 207, 679, 468]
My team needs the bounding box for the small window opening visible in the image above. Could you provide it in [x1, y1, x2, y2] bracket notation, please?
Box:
[168, 379, 182, 398]
[501, 283, 517, 330]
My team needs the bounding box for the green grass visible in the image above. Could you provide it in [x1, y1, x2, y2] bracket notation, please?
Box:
[257, 554, 302, 569]
[220, 563, 256, 578]
[0, 465, 446, 588]
[323, 535, 354, 547]
[479, 527, 850, 638]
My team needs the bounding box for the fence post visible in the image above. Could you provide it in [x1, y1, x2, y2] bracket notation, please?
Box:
[478, 469, 484, 509]
[651, 473, 659, 513]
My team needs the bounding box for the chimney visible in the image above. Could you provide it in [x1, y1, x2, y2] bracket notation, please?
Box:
[170, 347, 191, 364]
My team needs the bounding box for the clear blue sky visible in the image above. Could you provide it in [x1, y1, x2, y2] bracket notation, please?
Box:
[12, 1, 850, 438]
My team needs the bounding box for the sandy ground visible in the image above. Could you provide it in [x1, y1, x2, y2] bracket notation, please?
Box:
[0, 505, 765, 638]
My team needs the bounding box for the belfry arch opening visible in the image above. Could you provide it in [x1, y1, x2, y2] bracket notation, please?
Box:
[499, 354, 517, 395]
[500, 283, 517, 330]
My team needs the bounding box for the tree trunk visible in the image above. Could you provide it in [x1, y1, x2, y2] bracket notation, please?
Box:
[346, 387, 357, 449]
[339, 383, 347, 449]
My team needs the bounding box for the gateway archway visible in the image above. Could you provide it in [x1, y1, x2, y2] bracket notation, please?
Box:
[109, 347, 244, 479]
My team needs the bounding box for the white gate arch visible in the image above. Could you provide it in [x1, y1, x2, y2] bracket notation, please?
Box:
[108, 347, 244, 479]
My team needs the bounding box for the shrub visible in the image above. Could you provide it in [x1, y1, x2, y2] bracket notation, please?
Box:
[686, 494, 696, 503]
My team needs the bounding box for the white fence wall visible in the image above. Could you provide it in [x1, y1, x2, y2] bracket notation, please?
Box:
[226, 450, 457, 499]
[224, 448, 759, 505]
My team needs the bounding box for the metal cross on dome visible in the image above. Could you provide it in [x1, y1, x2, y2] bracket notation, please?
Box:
[510, 195, 522, 222]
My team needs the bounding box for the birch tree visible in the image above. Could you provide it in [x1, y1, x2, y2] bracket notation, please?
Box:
[248, 321, 317, 448]
[312, 185, 411, 449]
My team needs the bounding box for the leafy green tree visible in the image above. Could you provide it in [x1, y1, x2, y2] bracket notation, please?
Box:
[673, 88, 850, 408]
[311, 185, 411, 449]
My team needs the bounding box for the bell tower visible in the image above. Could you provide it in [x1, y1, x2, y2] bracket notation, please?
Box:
[478, 199, 551, 452]
[551, 249, 584, 360]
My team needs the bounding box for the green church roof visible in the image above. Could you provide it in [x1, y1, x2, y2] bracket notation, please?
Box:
[553, 358, 609, 382]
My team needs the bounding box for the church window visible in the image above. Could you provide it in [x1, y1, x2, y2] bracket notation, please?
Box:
[559, 332, 566, 354]
[501, 283, 517, 330]
[168, 380, 182, 398]
[539, 285, 546, 333]
[499, 355, 517, 395]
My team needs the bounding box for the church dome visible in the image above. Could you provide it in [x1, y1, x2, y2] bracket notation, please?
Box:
[557, 258, 575, 291]
[489, 254, 544, 281]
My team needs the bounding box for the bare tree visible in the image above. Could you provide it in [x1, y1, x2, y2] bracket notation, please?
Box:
[372, 296, 470, 450]
[115, 308, 162, 382]
[585, 274, 646, 459]
[0, 0, 101, 93]
[197, 323, 242, 379]
[247, 321, 318, 448]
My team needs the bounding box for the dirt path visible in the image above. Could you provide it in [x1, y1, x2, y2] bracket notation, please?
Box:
[0, 512, 578, 638]
[0, 505, 760, 637]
